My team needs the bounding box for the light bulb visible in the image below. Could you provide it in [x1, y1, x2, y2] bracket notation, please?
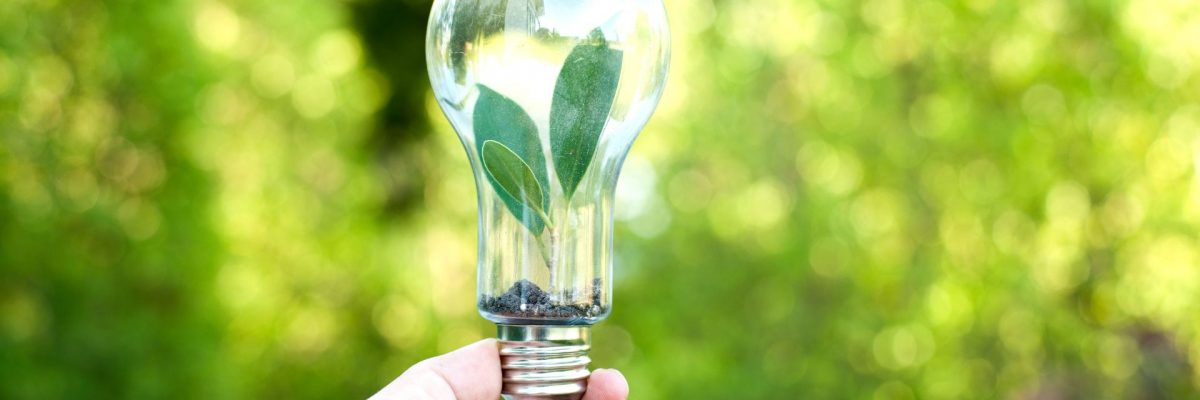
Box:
[425, 0, 669, 397]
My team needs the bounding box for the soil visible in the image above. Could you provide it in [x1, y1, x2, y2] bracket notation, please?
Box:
[479, 279, 606, 322]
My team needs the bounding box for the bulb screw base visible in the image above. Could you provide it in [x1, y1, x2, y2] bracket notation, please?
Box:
[497, 324, 592, 399]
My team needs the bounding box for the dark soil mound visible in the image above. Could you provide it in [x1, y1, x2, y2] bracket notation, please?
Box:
[479, 279, 605, 323]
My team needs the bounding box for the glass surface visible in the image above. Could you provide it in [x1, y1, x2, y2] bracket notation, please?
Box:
[426, 0, 670, 325]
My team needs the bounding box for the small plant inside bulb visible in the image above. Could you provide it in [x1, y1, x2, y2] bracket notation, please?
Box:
[472, 28, 621, 324]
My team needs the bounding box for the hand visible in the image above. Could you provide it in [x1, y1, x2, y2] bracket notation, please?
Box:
[371, 339, 629, 400]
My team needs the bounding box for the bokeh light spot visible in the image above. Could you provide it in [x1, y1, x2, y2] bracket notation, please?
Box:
[926, 280, 974, 336]
[251, 52, 297, 98]
[992, 209, 1036, 256]
[1021, 84, 1066, 122]
[1099, 190, 1146, 239]
[373, 297, 427, 349]
[1146, 134, 1193, 188]
[0, 289, 45, 343]
[284, 306, 338, 356]
[312, 30, 362, 77]
[666, 169, 713, 213]
[591, 324, 635, 367]
[678, 0, 715, 36]
[194, 2, 241, 53]
[796, 140, 863, 197]
[116, 197, 162, 241]
[850, 188, 906, 240]
[809, 236, 850, 278]
[998, 309, 1042, 357]
[615, 155, 657, 221]
[738, 179, 791, 231]
[958, 158, 1004, 205]
[990, 33, 1043, 88]
[56, 168, 99, 212]
[291, 75, 336, 119]
[1045, 181, 1090, 226]
[873, 324, 935, 370]
[1097, 334, 1141, 379]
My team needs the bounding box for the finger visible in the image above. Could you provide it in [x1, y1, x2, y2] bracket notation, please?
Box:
[370, 339, 502, 400]
[582, 368, 629, 400]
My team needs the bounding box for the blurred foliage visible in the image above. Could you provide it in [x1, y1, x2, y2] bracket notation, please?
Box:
[2, 0, 1200, 398]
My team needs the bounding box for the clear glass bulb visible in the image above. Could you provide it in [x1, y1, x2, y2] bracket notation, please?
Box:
[426, 2, 668, 396]
[426, 0, 670, 327]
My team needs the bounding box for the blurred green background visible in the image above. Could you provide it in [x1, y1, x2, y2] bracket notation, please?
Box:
[3, 0, 1200, 398]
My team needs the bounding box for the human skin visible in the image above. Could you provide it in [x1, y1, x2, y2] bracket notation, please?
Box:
[371, 339, 629, 400]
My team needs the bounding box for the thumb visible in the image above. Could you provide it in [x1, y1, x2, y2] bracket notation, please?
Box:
[582, 369, 629, 400]
[370, 339, 502, 400]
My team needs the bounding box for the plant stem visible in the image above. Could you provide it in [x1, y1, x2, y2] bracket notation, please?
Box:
[534, 232, 549, 261]
[547, 227, 558, 296]
[534, 206, 554, 231]
[533, 208, 559, 298]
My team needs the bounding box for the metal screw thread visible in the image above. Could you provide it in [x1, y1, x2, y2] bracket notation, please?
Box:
[497, 325, 592, 399]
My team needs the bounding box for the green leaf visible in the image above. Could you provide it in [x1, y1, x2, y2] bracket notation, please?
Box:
[481, 140, 548, 225]
[473, 84, 550, 232]
[550, 29, 624, 198]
